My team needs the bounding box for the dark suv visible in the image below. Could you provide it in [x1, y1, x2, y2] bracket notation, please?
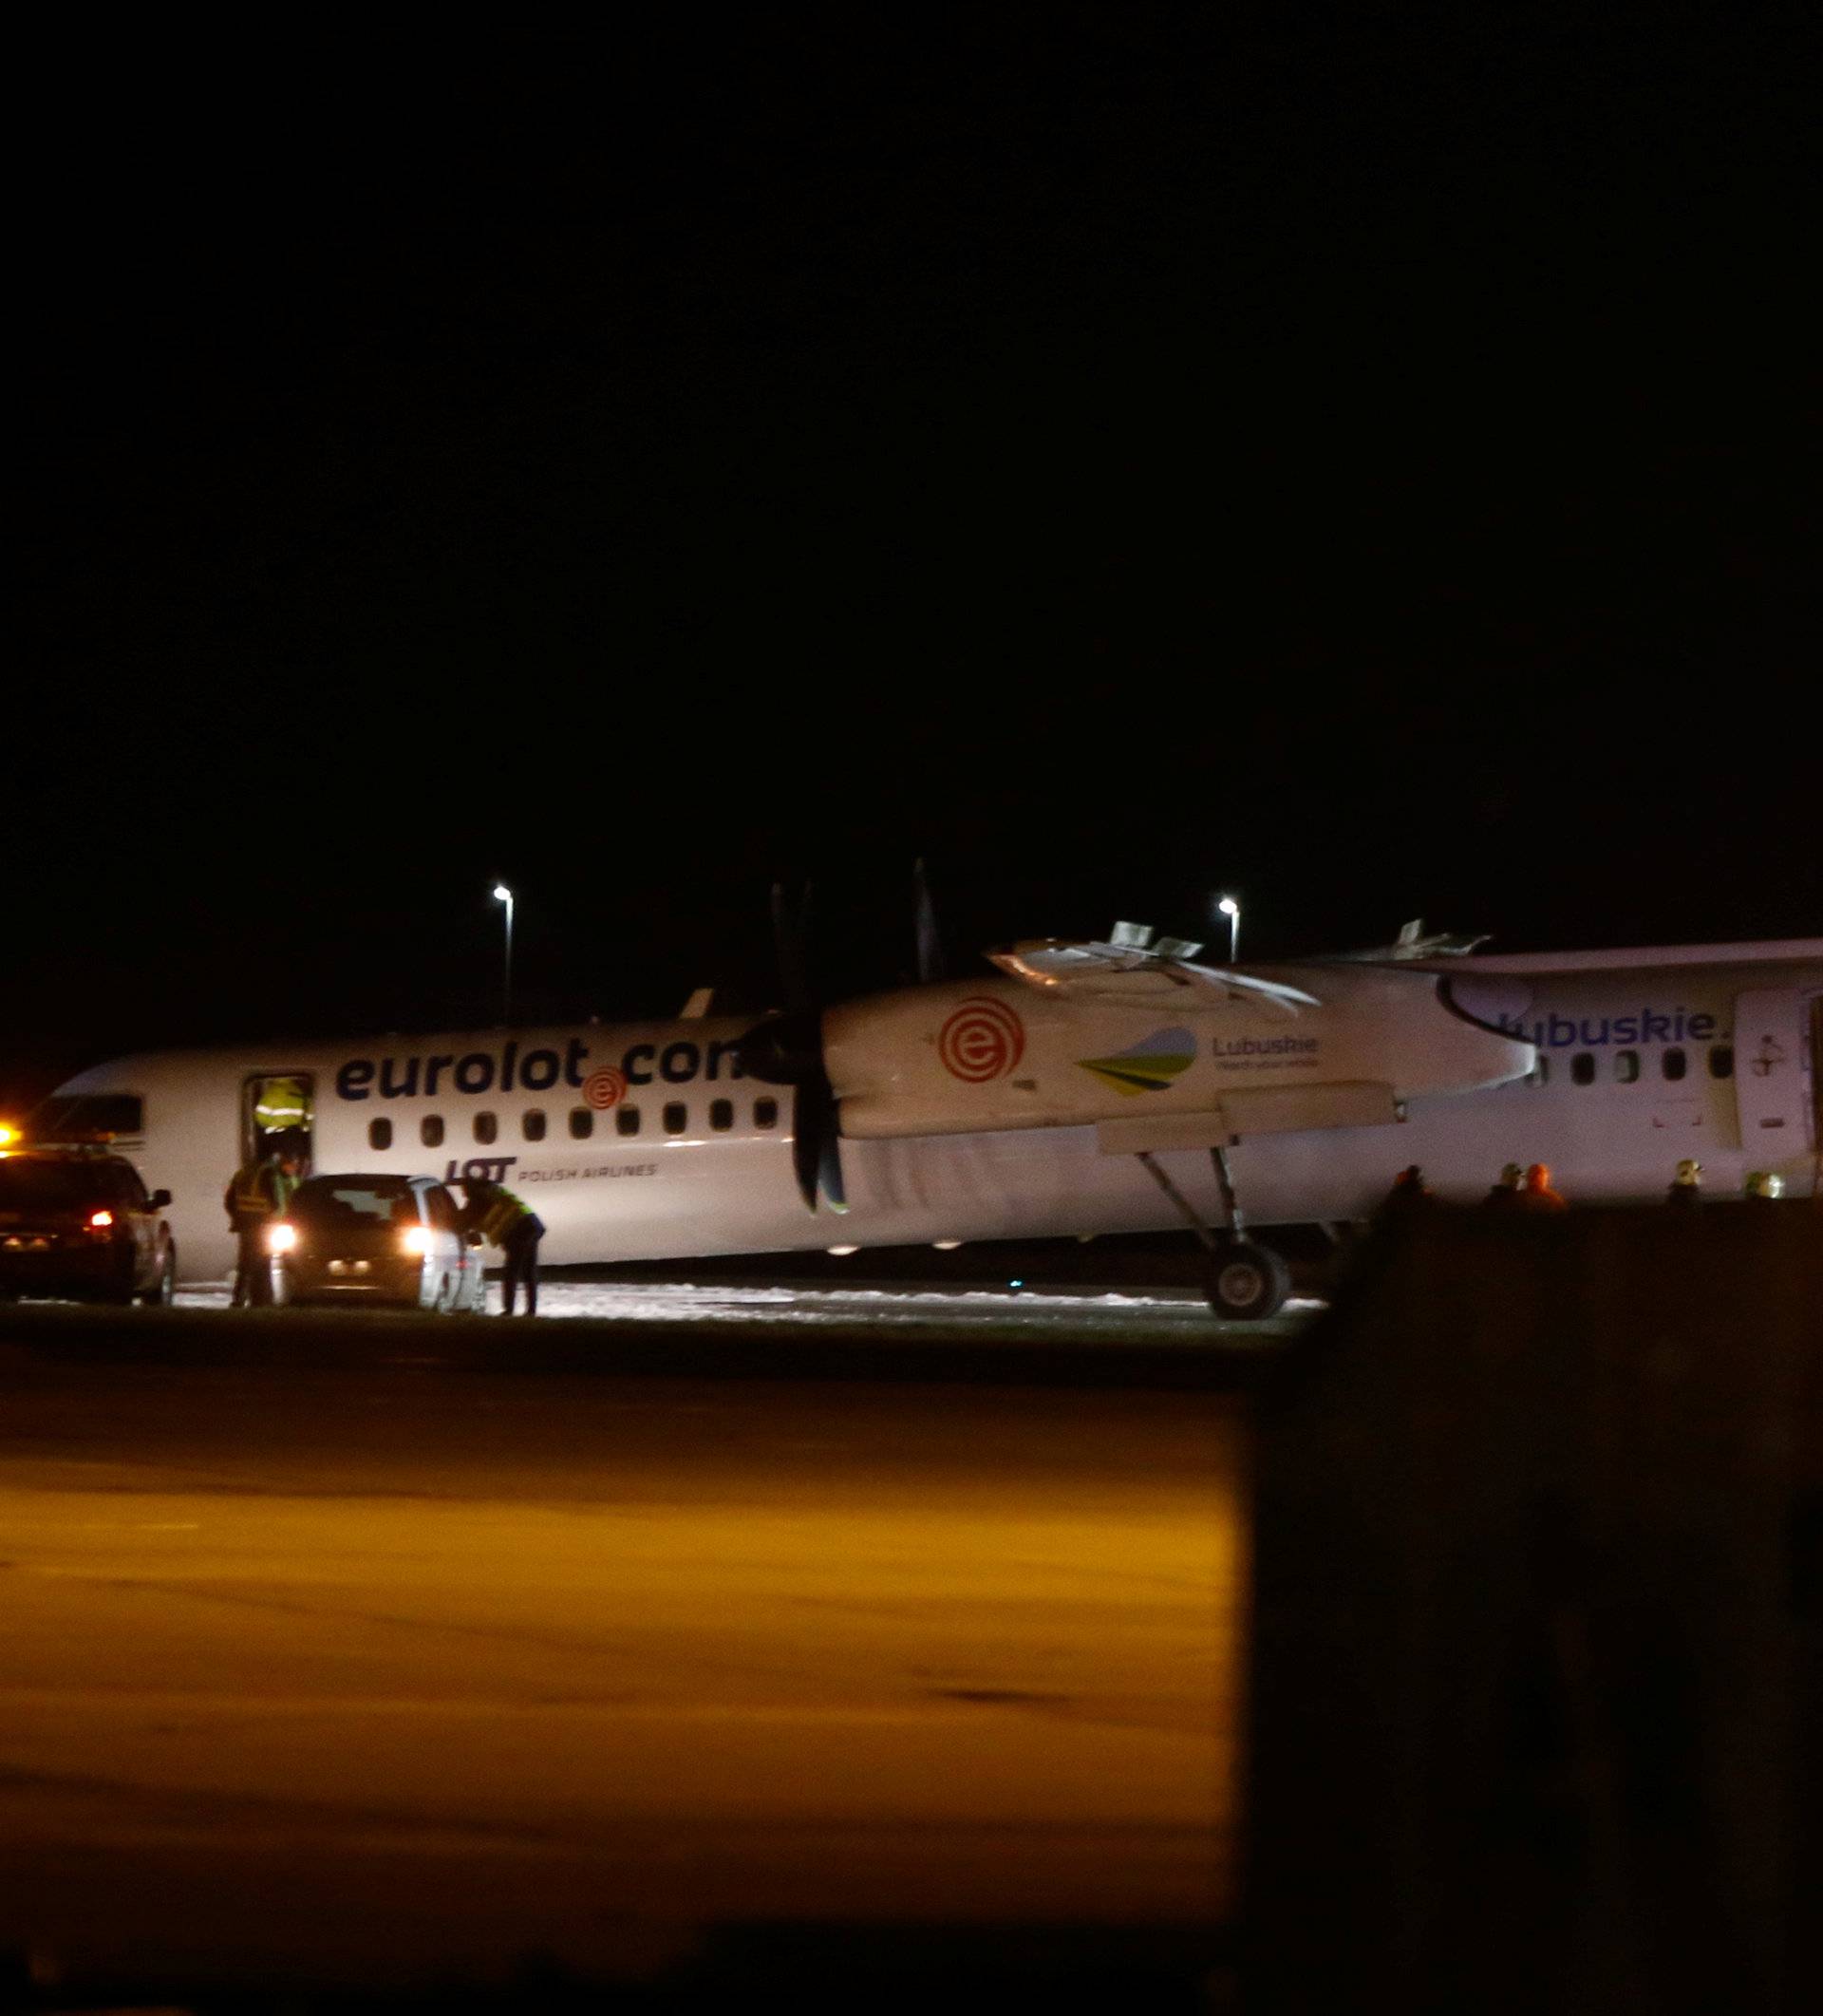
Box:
[0, 1147, 177, 1305]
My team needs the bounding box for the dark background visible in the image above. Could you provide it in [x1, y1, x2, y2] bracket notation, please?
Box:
[9, 10, 1818, 1117]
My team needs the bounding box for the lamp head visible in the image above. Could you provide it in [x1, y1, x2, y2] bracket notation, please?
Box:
[492, 884, 512, 904]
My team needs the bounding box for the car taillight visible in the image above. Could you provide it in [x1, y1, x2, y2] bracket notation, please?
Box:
[86, 1209, 115, 1231]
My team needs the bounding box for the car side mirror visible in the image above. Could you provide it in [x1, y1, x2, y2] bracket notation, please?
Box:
[148, 1189, 172, 1210]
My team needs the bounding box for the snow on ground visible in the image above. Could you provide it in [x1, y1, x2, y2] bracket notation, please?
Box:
[175, 1276, 1326, 1334]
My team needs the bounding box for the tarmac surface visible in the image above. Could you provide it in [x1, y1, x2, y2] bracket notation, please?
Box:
[0, 1287, 1260, 1999]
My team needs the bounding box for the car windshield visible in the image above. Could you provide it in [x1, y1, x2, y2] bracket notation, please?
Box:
[0, 1159, 109, 1210]
[290, 1178, 420, 1229]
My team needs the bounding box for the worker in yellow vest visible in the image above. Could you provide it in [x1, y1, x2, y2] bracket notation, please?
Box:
[461, 1178, 546, 1315]
[222, 1144, 303, 1307]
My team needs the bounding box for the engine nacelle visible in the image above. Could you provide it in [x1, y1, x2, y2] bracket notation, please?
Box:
[824, 968, 1535, 1142]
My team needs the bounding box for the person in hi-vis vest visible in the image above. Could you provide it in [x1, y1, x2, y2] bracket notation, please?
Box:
[222, 1145, 301, 1307]
[460, 1178, 546, 1315]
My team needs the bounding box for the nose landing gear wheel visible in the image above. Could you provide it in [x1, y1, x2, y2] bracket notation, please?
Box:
[1202, 1240, 1291, 1322]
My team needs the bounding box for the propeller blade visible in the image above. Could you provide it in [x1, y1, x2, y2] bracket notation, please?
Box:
[818, 1135, 847, 1212]
[733, 1008, 844, 1215]
[790, 1071, 846, 1215]
[790, 1082, 822, 1213]
[913, 857, 946, 984]
[757, 881, 845, 1213]
[732, 1008, 823, 1086]
[769, 880, 813, 1014]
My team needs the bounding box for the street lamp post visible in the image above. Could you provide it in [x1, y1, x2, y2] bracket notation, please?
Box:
[1217, 895, 1240, 965]
[492, 883, 515, 1024]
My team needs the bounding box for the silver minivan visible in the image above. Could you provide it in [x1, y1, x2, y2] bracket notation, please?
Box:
[269, 1174, 483, 1311]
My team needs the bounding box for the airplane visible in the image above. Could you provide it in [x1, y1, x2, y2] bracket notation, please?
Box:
[23, 926, 1821, 1320]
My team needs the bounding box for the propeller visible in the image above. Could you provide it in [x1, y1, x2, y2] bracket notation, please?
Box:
[912, 857, 947, 984]
[734, 882, 847, 1215]
[737, 862, 955, 1214]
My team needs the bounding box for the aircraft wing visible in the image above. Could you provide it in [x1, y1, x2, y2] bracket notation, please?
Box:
[987, 939, 1321, 1012]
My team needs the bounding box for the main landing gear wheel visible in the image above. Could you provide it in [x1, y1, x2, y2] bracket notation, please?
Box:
[1201, 1240, 1291, 1322]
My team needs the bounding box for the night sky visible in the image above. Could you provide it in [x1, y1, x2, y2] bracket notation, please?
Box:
[9, 14, 1818, 1118]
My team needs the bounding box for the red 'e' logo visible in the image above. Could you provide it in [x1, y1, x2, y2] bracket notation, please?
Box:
[937, 998, 1025, 1082]
[583, 1067, 629, 1110]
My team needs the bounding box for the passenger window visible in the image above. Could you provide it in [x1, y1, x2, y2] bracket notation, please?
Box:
[474, 1112, 498, 1144]
[1708, 1045, 1734, 1080]
[1570, 1053, 1596, 1086]
[422, 1115, 444, 1148]
[522, 1109, 547, 1141]
[663, 1102, 687, 1136]
[616, 1105, 642, 1138]
[710, 1098, 734, 1132]
[368, 1118, 393, 1152]
[754, 1097, 779, 1130]
[1614, 1049, 1640, 1083]
[1662, 1047, 1687, 1082]
[569, 1107, 594, 1140]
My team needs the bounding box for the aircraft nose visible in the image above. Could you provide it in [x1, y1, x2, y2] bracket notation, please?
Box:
[732, 1009, 823, 1085]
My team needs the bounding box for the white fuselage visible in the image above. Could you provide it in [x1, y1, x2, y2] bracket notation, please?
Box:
[44, 940, 1822, 1280]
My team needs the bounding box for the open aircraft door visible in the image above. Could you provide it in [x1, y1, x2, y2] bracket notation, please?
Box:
[241, 1073, 315, 1172]
[1731, 989, 1814, 1181]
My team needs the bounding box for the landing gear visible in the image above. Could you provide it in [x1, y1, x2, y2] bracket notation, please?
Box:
[1201, 1240, 1291, 1322]
[1136, 1142, 1292, 1323]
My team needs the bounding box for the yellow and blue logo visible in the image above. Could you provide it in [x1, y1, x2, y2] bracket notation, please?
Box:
[1076, 1027, 1196, 1096]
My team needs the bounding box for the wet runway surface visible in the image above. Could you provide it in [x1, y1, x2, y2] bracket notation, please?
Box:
[0, 1301, 1253, 1995]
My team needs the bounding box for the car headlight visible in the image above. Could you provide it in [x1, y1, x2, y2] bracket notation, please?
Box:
[267, 1222, 297, 1253]
[399, 1225, 433, 1255]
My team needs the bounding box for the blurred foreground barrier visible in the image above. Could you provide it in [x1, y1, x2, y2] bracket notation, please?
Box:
[1247, 1205, 1818, 2016]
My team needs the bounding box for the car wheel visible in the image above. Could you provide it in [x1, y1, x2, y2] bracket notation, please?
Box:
[140, 1248, 178, 1307]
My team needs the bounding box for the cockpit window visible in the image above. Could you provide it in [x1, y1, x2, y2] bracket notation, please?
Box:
[29, 1093, 144, 1137]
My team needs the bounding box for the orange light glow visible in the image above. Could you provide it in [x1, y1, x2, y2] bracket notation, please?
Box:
[267, 1222, 298, 1253]
[87, 1209, 115, 1229]
[400, 1225, 433, 1255]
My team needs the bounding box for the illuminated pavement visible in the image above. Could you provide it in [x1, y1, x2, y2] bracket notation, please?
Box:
[0, 1334, 1248, 1993]
[176, 1272, 1325, 1335]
